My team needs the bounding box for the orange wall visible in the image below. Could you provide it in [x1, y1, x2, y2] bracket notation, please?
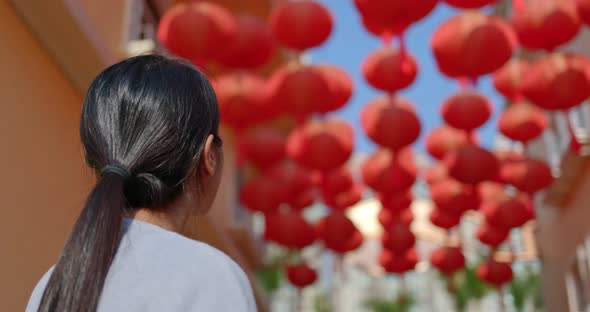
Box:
[0, 2, 93, 310]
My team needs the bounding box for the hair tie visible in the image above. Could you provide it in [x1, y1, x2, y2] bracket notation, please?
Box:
[101, 164, 132, 181]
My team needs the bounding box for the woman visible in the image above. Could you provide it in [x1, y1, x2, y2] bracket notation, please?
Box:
[26, 55, 257, 312]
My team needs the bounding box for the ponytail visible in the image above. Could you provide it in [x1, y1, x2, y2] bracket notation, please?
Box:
[38, 169, 129, 312]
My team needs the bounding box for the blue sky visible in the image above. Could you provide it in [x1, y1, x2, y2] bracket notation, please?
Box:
[309, 1, 505, 154]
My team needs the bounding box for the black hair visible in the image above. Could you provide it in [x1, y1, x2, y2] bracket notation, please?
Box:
[38, 54, 221, 312]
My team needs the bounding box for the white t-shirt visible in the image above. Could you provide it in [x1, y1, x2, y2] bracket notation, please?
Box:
[26, 219, 257, 312]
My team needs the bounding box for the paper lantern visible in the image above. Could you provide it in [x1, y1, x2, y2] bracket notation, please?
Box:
[425, 125, 471, 160]
[431, 247, 466, 275]
[287, 118, 354, 171]
[362, 46, 418, 93]
[478, 182, 506, 203]
[361, 148, 417, 194]
[379, 190, 413, 212]
[213, 73, 273, 129]
[445, 144, 499, 184]
[431, 11, 516, 78]
[286, 263, 317, 288]
[512, 0, 580, 51]
[500, 157, 553, 193]
[498, 102, 547, 144]
[269, 0, 332, 50]
[482, 195, 531, 229]
[424, 163, 449, 185]
[267, 160, 319, 203]
[430, 209, 462, 229]
[157, 2, 237, 61]
[354, 0, 438, 38]
[241, 127, 286, 170]
[323, 184, 364, 212]
[381, 223, 415, 253]
[378, 208, 414, 228]
[444, 0, 498, 8]
[264, 210, 316, 249]
[289, 188, 317, 211]
[430, 178, 481, 215]
[522, 53, 590, 111]
[316, 212, 363, 253]
[217, 15, 275, 69]
[268, 63, 332, 119]
[379, 248, 418, 274]
[476, 223, 509, 247]
[361, 95, 421, 150]
[320, 167, 354, 196]
[493, 59, 530, 100]
[317, 65, 354, 113]
[441, 91, 493, 132]
[477, 261, 513, 286]
[240, 176, 288, 213]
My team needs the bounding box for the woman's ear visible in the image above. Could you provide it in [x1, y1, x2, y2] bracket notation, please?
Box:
[202, 134, 217, 176]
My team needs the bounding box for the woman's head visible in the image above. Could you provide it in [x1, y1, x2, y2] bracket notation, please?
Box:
[81, 54, 223, 211]
[38, 55, 223, 312]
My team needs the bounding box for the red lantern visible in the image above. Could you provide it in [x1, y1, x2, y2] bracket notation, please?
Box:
[381, 223, 415, 253]
[289, 188, 318, 211]
[240, 176, 288, 213]
[267, 160, 319, 203]
[379, 190, 413, 212]
[269, 0, 333, 51]
[361, 148, 417, 194]
[482, 195, 531, 229]
[361, 96, 421, 150]
[379, 248, 418, 274]
[241, 127, 286, 170]
[354, 0, 438, 38]
[444, 0, 498, 8]
[441, 91, 493, 132]
[268, 63, 332, 119]
[522, 53, 590, 111]
[512, 0, 580, 51]
[362, 46, 418, 93]
[316, 212, 363, 253]
[320, 167, 354, 196]
[445, 144, 499, 185]
[286, 263, 317, 288]
[157, 2, 237, 62]
[430, 178, 481, 215]
[213, 73, 273, 130]
[424, 163, 449, 186]
[478, 182, 506, 204]
[217, 15, 275, 69]
[431, 247, 466, 275]
[498, 102, 547, 144]
[430, 209, 462, 229]
[265, 210, 316, 248]
[578, 0, 590, 25]
[431, 11, 516, 78]
[477, 223, 509, 247]
[378, 208, 414, 228]
[323, 184, 364, 212]
[493, 59, 530, 100]
[425, 126, 470, 160]
[287, 118, 354, 172]
[317, 65, 354, 113]
[500, 157, 553, 193]
[477, 261, 513, 286]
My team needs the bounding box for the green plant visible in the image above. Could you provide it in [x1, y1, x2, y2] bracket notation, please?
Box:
[364, 295, 414, 312]
[313, 292, 333, 312]
[509, 267, 542, 312]
[448, 264, 492, 311]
